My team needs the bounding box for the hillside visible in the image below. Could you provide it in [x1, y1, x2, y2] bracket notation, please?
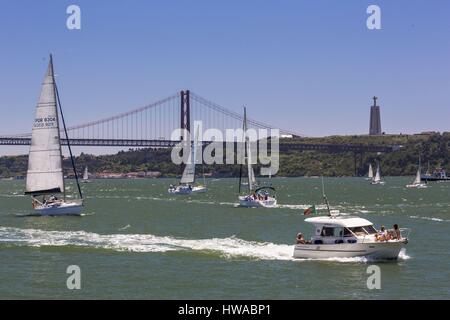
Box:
[1, 133, 449, 178]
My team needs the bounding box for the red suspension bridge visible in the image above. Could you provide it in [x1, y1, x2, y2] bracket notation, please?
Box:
[0, 90, 396, 154]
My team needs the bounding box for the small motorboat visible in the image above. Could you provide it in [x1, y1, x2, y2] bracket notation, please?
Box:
[293, 213, 409, 260]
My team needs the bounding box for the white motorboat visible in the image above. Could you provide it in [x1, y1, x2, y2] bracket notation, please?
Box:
[168, 124, 207, 195]
[370, 163, 385, 185]
[406, 157, 427, 189]
[237, 107, 277, 208]
[25, 55, 84, 216]
[293, 214, 409, 260]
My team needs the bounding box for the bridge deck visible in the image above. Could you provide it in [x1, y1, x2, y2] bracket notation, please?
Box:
[0, 137, 397, 153]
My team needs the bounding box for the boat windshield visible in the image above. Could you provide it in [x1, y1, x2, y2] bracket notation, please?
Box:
[347, 225, 377, 236]
[362, 225, 378, 234]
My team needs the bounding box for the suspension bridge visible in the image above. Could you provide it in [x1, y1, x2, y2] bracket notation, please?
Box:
[0, 90, 395, 152]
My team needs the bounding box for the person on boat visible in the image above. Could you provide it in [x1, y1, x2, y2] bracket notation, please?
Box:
[296, 233, 306, 244]
[393, 224, 401, 240]
[375, 226, 387, 241]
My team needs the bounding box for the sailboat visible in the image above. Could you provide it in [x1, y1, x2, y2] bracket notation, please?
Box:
[237, 107, 277, 208]
[406, 158, 427, 189]
[82, 166, 90, 183]
[370, 163, 385, 185]
[168, 125, 206, 194]
[25, 55, 84, 216]
[366, 164, 374, 180]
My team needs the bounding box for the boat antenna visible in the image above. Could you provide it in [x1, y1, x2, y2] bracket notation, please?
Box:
[53, 56, 83, 200]
[321, 176, 331, 216]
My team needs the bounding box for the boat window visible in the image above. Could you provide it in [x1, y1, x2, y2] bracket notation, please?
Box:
[348, 227, 367, 236]
[343, 228, 354, 237]
[320, 227, 344, 237]
[320, 227, 335, 237]
[362, 225, 377, 235]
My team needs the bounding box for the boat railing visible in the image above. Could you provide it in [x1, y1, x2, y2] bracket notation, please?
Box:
[399, 228, 411, 240]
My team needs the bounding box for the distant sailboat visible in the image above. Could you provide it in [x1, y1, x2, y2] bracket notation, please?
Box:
[406, 157, 427, 189]
[25, 55, 84, 215]
[168, 125, 206, 194]
[82, 166, 90, 183]
[370, 163, 385, 185]
[366, 164, 374, 180]
[237, 107, 277, 208]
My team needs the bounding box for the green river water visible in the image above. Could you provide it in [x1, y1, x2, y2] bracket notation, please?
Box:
[0, 177, 449, 299]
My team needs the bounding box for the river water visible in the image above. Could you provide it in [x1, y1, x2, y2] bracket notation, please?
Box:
[0, 177, 449, 299]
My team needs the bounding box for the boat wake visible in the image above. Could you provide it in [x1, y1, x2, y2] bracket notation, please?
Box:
[0, 227, 411, 262]
[0, 227, 293, 260]
[409, 215, 450, 223]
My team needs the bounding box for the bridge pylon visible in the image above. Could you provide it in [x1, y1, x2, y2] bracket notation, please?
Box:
[180, 90, 191, 141]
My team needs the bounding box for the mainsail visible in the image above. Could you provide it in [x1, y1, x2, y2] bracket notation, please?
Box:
[180, 126, 200, 185]
[25, 57, 64, 195]
[413, 168, 421, 185]
[368, 164, 374, 179]
[373, 165, 381, 182]
[83, 166, 89, 180]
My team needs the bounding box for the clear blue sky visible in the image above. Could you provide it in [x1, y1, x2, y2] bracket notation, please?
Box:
[0, 0, 449, 155]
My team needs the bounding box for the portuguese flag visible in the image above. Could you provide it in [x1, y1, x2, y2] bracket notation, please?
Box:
[304, 205, 316, 215]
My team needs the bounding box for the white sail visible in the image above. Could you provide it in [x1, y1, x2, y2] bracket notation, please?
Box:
[368, 164, 374, 179]
[180, 141, 195, 184]
[374, 165, 381, 182]
[180, 125, 200, 185]
[25, 58, 64, 195]
[413, 168, 421, 185]
[83, 166, 89, 180]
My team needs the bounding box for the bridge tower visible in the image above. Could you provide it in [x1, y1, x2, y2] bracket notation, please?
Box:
[180, 90, 191, 140]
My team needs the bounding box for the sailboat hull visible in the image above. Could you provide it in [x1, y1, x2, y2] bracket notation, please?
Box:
[238, 196, 277, 208]
[406, 184, 427, 189]
[33, 201, 84, 216]
[168, 185, 207, 194]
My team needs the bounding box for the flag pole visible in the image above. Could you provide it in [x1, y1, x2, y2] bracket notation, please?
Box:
[321, 176, 331, 216]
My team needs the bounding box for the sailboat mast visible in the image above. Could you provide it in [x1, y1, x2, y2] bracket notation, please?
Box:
[52, 56, 83, 200]
[49, 55, 66, 200]
[243, 107, 252, 193]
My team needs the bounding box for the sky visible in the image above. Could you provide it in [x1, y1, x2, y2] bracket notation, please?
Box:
[0, 0, 449, 155]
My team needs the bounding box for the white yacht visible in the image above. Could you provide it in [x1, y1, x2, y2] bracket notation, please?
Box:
[168, 125, 206, 195]
[370, 163, 385, 185]
[293, 213, 408, 260]
[81, 166, 91, 183]
[406, 158, 427, 189]
[25, 55, 84, 216]
[237, 107, 276, 208]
